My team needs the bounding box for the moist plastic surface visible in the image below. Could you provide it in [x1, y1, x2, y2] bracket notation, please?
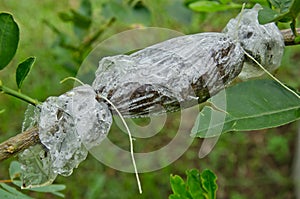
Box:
[19, 5, 284, 188]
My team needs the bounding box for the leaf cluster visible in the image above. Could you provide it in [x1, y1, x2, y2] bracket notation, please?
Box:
[0, 161, 65, 199]
[44, 0, 115, 75]
[258, 0, 300, 38]
[169, 169, 218, 199]
[0, 12, 38, 105]
[185, 0, 300, 39]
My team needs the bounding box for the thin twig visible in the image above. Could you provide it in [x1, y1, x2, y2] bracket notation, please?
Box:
[281, 28, 300, 46]
[0, 127, 39, 162]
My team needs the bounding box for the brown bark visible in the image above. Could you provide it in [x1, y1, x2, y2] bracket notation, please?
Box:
[0, 127, 39, 162]
[282, 28, 300, 46]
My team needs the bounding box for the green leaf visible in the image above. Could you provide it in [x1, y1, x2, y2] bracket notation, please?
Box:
[169, 175, 191, 199]
[0, 183, 33, 199]
[0, 109, 4, 114]
[289, 0, 300, 18]
[188, 1, 241, 12]
[201, 170, 217, 199]
[270, 0, 292, 13]
[258, 0, 300, 24]
[102, 0, 151, 26]
[258, 6, 281, 24]
[0, 187, 18, 199]
[58, 11, 73, 22]
[16, 56, 35, 89]
[78, 0, 92, 18]
[192, 79, 300, 138]
[186, 169, 205, 199]
[0, 13, 19, 70]
[27, 184, 66, 193]
[9, 161, 22, 181]
[12, 180, 65, 198]
[170, 175, 186, 195]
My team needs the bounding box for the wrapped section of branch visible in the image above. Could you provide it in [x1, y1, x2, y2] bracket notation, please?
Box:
[93, 34, 244, 117]
[17, 4, 285, 188]
[223, 4, 284, 80]
[19, 85, 112, 188]
[92, 4, 284, 117]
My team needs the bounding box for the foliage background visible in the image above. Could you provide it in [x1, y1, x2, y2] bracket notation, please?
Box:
[0, 0, 300, 198]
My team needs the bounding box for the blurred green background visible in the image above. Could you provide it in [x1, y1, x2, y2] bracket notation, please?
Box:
[0, 0, 300, 198]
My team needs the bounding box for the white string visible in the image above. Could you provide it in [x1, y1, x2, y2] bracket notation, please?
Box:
[234, 3, 246, 41]
[60, 77, 85, 86]
[243, 49, 300, 99]
[97, 94, 143, 194]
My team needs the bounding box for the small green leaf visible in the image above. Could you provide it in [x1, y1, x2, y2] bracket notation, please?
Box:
[290, 0, 300, 17]
[258, 6, 281, 24]
[0, 13, 19, 70]
[9, 161, 21, 181]
[219, 0, 232, 4]
[258, 0, 300, 24]
[102, 0, 151, 26]
[186, 169, 205, 199]
[192, 79, 300, 138]
[58, 11, 73, 22]
[16, 56, 35, 89]
[27, 184, 66, 193]
[0, 183, 33, 199]
[0, 187, 17, 199]
[201, 170, 217, 199]
[70, 9, 91, 29]
[12, 180, 65, 198]
[78, 0, 92, 18]
[170, 175, 186, 195]
[169, 175, 191, 199]
[269, 0, 292, 13]
[0, 109, 4, 114]
[189, 1, 241, 12]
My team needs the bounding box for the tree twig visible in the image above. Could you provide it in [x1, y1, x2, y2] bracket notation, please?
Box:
[0, 127, 39, 162]
[282, 28, 300, 46]
[0, 28, 299, 163]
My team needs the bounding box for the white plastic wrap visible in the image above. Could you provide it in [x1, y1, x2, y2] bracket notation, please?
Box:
[92, 4, 284, 117]
[19, 85, 112, 188]
[19, 4, 284, 188]
[92, 33, 244, 117]
[223, 4, 284, 79]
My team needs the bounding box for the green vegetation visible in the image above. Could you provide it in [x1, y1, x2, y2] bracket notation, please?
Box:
[170, 169, 217, 199]
[0, 0, 300, 198]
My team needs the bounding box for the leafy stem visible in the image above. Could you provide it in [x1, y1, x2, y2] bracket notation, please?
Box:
[0, 81, 39, 106]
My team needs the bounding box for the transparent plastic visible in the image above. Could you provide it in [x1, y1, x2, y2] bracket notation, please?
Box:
[93, 4, 284, 117]
[223, 4, 284, 80]
[93, 33, 244, 117]
[19, 4, 284, 188]
[19, 85, 112, 187]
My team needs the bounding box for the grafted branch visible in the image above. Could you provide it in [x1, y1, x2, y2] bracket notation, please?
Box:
[0, 127, 39, 161]
[0, 28, 299, 163]
[282, 28, 300, 46]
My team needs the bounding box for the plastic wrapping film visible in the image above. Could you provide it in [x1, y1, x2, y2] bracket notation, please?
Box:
[92, 4, 284, 117]
[19, 85, 112, 188]
[223, 4, 284, 80]
[19, 4, 284, 188]
[92, 33, 244, 117]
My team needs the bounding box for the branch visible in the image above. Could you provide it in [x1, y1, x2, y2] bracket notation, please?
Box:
[0, 28, 299, 163]
[0, 127, 39, 162]
[282, 28, 300, 46]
